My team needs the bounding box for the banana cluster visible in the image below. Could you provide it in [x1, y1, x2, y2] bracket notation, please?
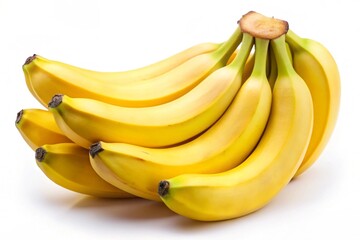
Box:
[15, 11, 340, 221]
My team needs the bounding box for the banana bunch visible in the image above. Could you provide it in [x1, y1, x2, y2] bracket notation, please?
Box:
[15, 11, 340, 221]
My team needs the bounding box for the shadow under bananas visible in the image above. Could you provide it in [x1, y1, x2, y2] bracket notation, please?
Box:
[69, 196, 176, 221]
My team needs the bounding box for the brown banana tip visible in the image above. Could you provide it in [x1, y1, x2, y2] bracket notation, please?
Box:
[23, 54, 37, 65]
[15, 110, 24, 124]
[48, 94, 64, 108]
[89, 142, 103, 158]
[35, 148, 46, 162]
[158, 180, 170, 197]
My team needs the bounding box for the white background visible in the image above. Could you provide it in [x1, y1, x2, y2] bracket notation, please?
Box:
[1, 0, 359, 239]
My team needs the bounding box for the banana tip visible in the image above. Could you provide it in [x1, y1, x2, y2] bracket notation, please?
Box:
[158, 180, 170, 197]
[89, 142, 103, 158]
[16, 110, 23, 124]
[48, 94, 64, 108]
[24, 54, 37, 66]
[35, 148, 46, 162]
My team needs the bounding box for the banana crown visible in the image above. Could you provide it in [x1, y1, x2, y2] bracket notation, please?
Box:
[15, 10, 339, 221]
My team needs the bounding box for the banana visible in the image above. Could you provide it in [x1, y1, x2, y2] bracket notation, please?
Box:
[35, 143, 134, 198]
[89, 34, 273, 201]
[47, 31, 246, 149]
[27, 42, 220, 83]
[23, 27, 241, 107]
[23, 43, 219, 103]
[15, 109, 72, 150]
[286, 30, 341, 177]
[158, 34, 314, 221]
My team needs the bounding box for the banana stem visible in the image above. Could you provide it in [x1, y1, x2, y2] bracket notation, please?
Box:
[239, 11, 288, 40]
[251, 38, 269, 78]
[213, 27, 243, 64]
[285, 30, 303, 50]
[228, 33, 254, 73]
[271, 35, 295, 77]
[267, 46, 277, 89]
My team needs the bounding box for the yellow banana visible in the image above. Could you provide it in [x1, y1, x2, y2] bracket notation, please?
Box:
[26, 42, 220, 83]
[23, 28, 241, 107]
[285, 30, 340, 177]
[158, 35, 314, 221]
[23, 43, 219, 103]
[35, 143, 134, 198]
[15, 109, 72, 150]
[89, 34, 272, 201]
[47, 32, 246, 149]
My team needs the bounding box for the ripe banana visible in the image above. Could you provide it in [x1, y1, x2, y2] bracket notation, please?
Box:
[23, 28, 242, 107]
[47, 34, 246, 148]
[158, 35, 314, 221]
[89, 34, 273, 201]
[23, 43, 219, 105]
[15, 109, 72, 150]
[35, 143, 134, 198]
[286, 30, 341, 177]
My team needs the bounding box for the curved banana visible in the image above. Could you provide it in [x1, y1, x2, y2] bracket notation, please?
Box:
[286, 30, 341, 177]
[47, 33, 249, 149]
[158, 35, 314, 221]
[15, 109, 72, 150]
[89, 34, 272, 201]
[28, 42, 220, 82]
[35, 143, 134, 198]
[23, 43, 219, 103]
[23, 28, 241, 107]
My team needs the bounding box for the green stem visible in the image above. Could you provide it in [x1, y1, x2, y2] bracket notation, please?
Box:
[212, 27, 243, 64]
[285, 30, 303, 51]
[251, 38, 269, 78]
[271, 35, 295, 77]
[268, 46, 277, 89]
[228, 33, 254, 73]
